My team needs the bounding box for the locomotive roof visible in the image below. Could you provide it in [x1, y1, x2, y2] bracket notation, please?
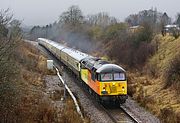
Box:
[96, 64, 125, 73]
[81, 57, 125, 73]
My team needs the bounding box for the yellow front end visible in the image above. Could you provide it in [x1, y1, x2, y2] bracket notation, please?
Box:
[99, 81, 127, 96]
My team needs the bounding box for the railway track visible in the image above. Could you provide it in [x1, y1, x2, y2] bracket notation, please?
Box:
[31, 41, 140, 123]
[120, 105, 140, 123]
[100, 103, 139, 123]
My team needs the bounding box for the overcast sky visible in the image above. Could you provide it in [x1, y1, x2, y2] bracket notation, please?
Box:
[0, 0, 180, 26]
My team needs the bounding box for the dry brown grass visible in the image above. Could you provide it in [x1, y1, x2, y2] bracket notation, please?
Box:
[128, 35, 180, 123]
[59, 98, 86, 123]
[0, 40, 59, 123]
[0, 41, 86, 123]
[163, 53, 180, 94]
[128, 72, 180, 123]
[19, 42, 85, 122]
[15, 89, 58, 123]
[159, 107, 180, 123]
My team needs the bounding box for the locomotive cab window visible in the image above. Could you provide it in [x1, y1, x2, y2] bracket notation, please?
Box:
[114, 73, 125, 80]
[101, 73, 113, 81]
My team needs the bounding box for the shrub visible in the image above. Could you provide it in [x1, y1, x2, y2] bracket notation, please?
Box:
[134, 42, 155, 66]
[127, 84, 137, 97]
[147, 63, 158, 78]
[164, 54, 180, 94]
[16, 90, 58, 123]
[160, 107, 180, 123]
[106, 22, 155, 68]
[60, 99, 84, 123]
[171, 28, 180, 39]
[0, 81, 21, 122]
[108, 39, 155, 68]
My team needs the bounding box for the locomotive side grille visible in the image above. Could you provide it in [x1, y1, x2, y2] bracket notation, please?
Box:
[110, 85, 117, 93]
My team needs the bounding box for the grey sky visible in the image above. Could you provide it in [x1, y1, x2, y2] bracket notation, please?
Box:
[0, 0, 180, 26]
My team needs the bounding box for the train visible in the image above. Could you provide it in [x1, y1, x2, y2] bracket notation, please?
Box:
[38, 38, 128, 104]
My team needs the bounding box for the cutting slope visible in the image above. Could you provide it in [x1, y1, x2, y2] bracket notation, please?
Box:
[128, 35, 180, 123]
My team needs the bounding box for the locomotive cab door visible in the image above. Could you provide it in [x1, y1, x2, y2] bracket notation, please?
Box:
[91, 68, 97, 81]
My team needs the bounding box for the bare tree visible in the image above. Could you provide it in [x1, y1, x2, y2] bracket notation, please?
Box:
[59, 5, 84, 28]
[0, 9, 22, 82]
[125, 14, 139, 26]
[0, 9, 23, 122]
[176, 13, 180, 26]
[86, 12, 117, 28]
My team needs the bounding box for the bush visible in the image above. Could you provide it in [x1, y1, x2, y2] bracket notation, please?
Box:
[164, 54, 180, 94]
[134, 42, 155, 66]
[60, 99, 84, 123]
[106, 22, 155, 68]
[127, 84, 137, 97]
[108, 38, 155, 68]
[16, 90, 58, 123]
[146, 61, 158, 78]
[171, 28, 180, 39]
[0, 81, 21, 122]
[160, 107, 180, 123]
[108, 40, 134, 67]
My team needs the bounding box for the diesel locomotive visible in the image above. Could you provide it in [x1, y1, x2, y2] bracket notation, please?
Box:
[38, 38, 128, 104]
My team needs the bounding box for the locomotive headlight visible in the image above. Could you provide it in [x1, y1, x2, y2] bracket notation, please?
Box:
[101, 86, 107, 94]
[122, 86, 125, 92]
[122, 88, 125, 92]
[103, 87, 106, 91]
